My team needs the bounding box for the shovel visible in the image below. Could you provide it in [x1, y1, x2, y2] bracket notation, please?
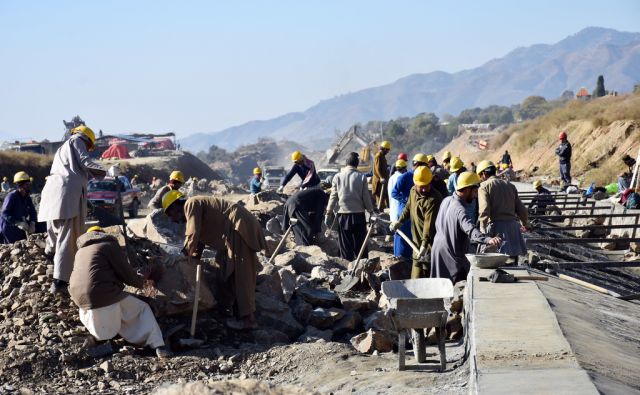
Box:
[267, 218, 298, 264]
[334, 216, 379, 293]
[177, 256, 205, 348]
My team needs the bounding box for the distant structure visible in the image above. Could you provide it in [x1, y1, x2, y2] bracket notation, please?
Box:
[62, 115, 86, 139]
[458, 123, 501, 150]
[576, 87, 592, 101]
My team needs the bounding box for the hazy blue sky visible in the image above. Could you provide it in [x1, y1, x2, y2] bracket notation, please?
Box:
[0, 0, 638, 140]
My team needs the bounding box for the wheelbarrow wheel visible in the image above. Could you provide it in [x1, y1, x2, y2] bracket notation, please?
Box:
[411, 329, 426, 363]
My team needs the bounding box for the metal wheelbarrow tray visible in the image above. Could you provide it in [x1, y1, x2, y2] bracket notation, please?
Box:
[381, 278, 454, 371]
[465, 253, 510, 269]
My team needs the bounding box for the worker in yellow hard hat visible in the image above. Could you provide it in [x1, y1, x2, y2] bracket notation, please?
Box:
[447, 157, 466, 195]
[1, 176, 10, 192]
[148, 170, 184, 210]
[442, 151, 453, 171]
[426, 154, 450, 197]
[1, 171, 39, 244]
[390, 166, 443, 279]
[372, 141, 392, 210]
[278, 151, 320, 193]
[162, 190, 268, 331]
[431, 172, 502, 283]
[476, 160, 528, 263]
[249, 167, 263, 195]
[38, 124, 106, 296]
[529, 180, 555, 215]
[69, 223, 173, 359]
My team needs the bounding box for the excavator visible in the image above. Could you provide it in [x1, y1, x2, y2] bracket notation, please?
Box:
[325, 125, 382, 173]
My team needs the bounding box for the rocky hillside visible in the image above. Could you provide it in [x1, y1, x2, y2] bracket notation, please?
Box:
[180, 27, 640, 151]
[439, 93, 640, 187]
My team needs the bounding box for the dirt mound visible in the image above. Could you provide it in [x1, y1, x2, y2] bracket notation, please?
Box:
[0, 151, 53, 192]
[154, 379, 317, 395]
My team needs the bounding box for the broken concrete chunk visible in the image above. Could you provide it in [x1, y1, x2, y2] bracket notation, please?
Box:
[340, 297, 376, 313]
[278, 268, 296, 303]
[307, 307, 345, 329]
[296, 286, 340, 308]
[256, 264, 284, 301]
[363, 311, 395, 333]
[289, 296, 312, 325]
[255, 293, 289, 313]
[256, 310, 303, 340]
[332, 311, 363, 336]
[350, 329, 395, 354]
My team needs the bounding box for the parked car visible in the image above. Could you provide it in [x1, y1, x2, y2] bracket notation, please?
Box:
[87, 176, 142, 218]
[317, 168, 340, 183]
[263, 166, 286, 189]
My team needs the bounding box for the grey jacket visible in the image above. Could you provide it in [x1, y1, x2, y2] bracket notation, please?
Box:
[148, 185, 171, 209]
[38, 134, 105, 221]
[327, 166, 374, 214]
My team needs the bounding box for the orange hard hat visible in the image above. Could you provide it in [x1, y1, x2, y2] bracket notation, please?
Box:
[559, 131, 567, 140]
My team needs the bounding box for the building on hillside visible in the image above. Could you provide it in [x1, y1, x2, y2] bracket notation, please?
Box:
[576, 87, 591, 100]
[459, 123, 499, 151]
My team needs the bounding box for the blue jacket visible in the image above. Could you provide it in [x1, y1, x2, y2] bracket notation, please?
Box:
[282, 158, 320, 189]
[0, 190, 37, 244]
[447, 173, 459, 195]
[249, 176, 263, 194]
[391, 171, 414, 206]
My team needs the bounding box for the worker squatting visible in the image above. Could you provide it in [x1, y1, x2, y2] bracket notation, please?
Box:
[1, 128, 578, 359]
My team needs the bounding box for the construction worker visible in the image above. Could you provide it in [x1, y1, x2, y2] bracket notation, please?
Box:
[555, 131, 572, 184]
[325, 152, 374, 260]
[477, 160, 528, 262]
[283, 187, 329, 246]
[38, 125, 106, 296]
[388, 159, 411, 259]
[69, 227, 172, 359]
[427, 155, 450, 197]
[390, 166, 443, 278]
[390, 152, 408, 175]
[0, 172, 37, 244]
[249, 167, 263, 194]
[529, 180, 555, 215]
[431, 172, 502, 283]
[148, 171, 184, 209]
[447, 157, 466, 195]
[278, 151, 320, 192]
[442, 151, 453, 171]
[163, 191, 267, 330]
[501, 150, 513, 167]
[1, 177, 10, 192]
[371, 141, 391, 210]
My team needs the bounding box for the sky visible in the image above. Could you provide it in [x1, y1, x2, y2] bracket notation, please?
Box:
[0, 0, 638, 141]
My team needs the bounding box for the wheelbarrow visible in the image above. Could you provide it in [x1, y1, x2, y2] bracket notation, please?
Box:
[381, 278, 454, 371]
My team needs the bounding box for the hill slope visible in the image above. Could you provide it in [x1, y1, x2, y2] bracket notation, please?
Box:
[439, 93, 640, 186]
[181, 27, 640, 152]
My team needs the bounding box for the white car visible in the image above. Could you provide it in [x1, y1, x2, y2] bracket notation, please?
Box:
[263, 166, 286, 189]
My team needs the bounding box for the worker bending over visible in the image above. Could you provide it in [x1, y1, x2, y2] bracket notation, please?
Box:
[1, 172, 37, 244]
[39, 125, 106, 296]
[431, 172, 501, 283]
[163, 191, 267, 330]
[390, 166, 443, 278]
[278, 151, 320, 192]
[325, 152, 374, 260]
[477, 160, 528, 263]
[529, 180, 555, 215]
[148, 170, 184, 209]
[284, 188, 329, 245]
[371, 141, 391, 210]
[249, 167, 263, 194]
[69, 227, 172, 358]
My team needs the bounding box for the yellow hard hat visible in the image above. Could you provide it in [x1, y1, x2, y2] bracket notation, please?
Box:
[426, 154, 435, 162]
[476, 160, 496, 174]
[449, 157, 464, 172]
[86, 226, 104, 233]
[395, 159, 407, 168]
[134, 174, 139, 178]
[2, 176, 7, 181]
[162, 190, 185, 212]
[13, 171, 30, 184]
[413, 166, 433, 186]
[412, 153, 429, 163]
[253, 167, 262, 175]
[500, 163, 509, 170]
[456, 172, 481, 191]
[291, 151, 303, 162]
[533, 180, 543, 189]
[442, 151, 452, 161]
[169, 170, 185, 183]
[72, 125, 96, 151]
[380, 141, 392, 149]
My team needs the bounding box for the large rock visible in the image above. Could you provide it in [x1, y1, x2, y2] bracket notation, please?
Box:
[340, 297, 376, 313]
[278, 267, 297, 303]
[363, 311, 395, 332]
[289, 295, 312, 325]
[255, 293, 289, 313]
[332, 311, 363, 336]
[350, 329, 395, 354]
[296, 286, 340, 308]
[307, 307, 345, 329]
[256, 264, 284, 301]
[274, 251, 309, 274]
[256, 309, 304, 340]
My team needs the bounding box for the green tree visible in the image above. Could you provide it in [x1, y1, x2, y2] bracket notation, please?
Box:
[518, 95, 550, 120]
[594, 75, 606, 97]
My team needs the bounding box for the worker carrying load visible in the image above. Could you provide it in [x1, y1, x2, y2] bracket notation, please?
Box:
[1, 172, 38, 244]
[283, 187, 329, 246]
[431, 172, 502, 283]
[1, 176, 10, 192]
[163, 191, 268, 330]
[277, 151, 320, 193]
[477, 160, 529, 263]
[249, 167, 263, 194]
[148, 170, 184, 209]
[69, 226, 172, 359]
[325, 152, 374, 260]
[390, 166, 443, 279]
[555, 131, 572, 185]
[529, 180, 555, 215]
[371, 141, 391, 210]
[38, 125, 107, 296]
